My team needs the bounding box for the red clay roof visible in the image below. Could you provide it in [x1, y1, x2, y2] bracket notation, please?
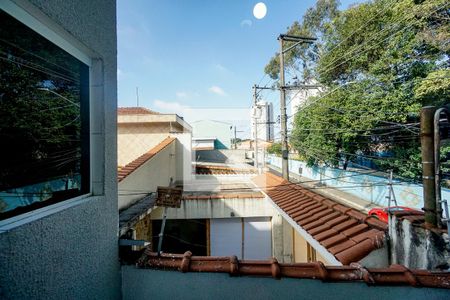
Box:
[118, 137, 175, 182]
[195, 165, 256, 175]
[182, 192, 264, 200]
[252, 172, 388, 265]
[118, 107, 160, 115]
[136, 251, 450, 289]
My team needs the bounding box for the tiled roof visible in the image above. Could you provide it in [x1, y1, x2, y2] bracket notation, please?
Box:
[118, 107, 160, 115]
[195, 165, 257, 175]
[136, 250, 450, 289]
[182, 192, 264, 200]
[118, 137, 175, 182]
[193, 146, 215, 151]
[252, 172, 388, 265]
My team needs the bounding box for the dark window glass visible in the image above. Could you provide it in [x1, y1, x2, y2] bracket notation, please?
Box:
[0, 10, 90, 220]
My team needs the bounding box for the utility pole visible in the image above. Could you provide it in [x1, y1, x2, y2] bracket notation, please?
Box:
[232, 126, 244, 149]
[420, 106, 437, 228]
[278, 36, 289, 180]
[253, 85, 259, 173]
[277, 34, 316, 180]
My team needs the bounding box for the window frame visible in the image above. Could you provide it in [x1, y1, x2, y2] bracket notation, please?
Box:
[0, 0, 104, 227]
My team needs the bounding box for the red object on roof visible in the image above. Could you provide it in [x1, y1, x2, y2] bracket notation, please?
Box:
[368, 206, 421, 223]
[117, 137, 175, 182]
[252, 172, 387, 265]
[117, 107, 160, 115]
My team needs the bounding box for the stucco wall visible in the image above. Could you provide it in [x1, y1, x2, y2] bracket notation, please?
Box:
[119, 141, 176, 210]
[0, 0, 120, 299]
[192, 120, 232, 149]
[122, 267, 450, 300]
[118, 123, 171, 166]
[150, 197, 276, 220]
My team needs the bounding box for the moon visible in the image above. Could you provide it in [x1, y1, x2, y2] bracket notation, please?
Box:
[253, 2, 267, 20]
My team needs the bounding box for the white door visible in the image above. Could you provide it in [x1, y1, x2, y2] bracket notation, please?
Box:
[243, 217, 272, 260]
[210, 218, 242, 259]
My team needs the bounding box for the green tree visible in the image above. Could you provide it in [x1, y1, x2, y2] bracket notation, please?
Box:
[266, 0, 450, 180]
[267, 142, 283, 156]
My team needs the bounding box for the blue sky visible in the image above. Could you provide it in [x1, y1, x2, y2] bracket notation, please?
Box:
[117, 1, 361, 113]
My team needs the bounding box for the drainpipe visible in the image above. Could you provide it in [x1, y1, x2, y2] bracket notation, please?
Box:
[434, 108, 450, 232]
[420, 106, 437, 228]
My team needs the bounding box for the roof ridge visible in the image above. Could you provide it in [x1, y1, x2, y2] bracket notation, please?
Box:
[136, 251, 450, 289]
[117, 137, 175, 182]
[117, 107, 160, 115]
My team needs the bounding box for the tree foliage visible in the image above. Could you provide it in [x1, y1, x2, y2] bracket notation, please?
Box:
[267, 142, 283, 155]
[265, 0, 450, 180]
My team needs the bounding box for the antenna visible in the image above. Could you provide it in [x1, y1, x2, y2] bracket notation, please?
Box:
[136, 87, 139, 107]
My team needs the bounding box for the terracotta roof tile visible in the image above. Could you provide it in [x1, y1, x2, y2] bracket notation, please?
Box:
[314, 229, 339, 242]
[308, 223, 332, 236]
[328, 239, 357, 255]
[333, 219, 359, 232]
[195, 165, 256, 175]
[118, 107, 160, 115]
[136, 251, 450, 289]
[320, 233, 348, 248]
[117, 137, 175, 182]
[182, 192, 264, 200]
[341, 223, 369, 238]
[252, 172, 387, 265]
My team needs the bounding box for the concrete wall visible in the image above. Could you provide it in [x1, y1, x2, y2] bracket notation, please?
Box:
[171, 132, 193, 182]
[0, 0, 120, 298]
[192, 120, 231, 149]
[293, 225, 330, 264]
[122, 267, 450, 300]
[195, 149, 249, 164]
[119, 141, 176, 210]
[389, 215, 450, 269]
[117, 123, 171, 166]
[150, 197, 276, 220]
[268, 155, 450, 212]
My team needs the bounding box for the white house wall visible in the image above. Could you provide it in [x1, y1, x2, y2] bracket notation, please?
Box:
[118, 123, 172, 167]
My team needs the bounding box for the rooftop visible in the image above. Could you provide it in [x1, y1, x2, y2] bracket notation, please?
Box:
[252, 172, 388, 265]
[195, 164, 257, 175]
[118, 107, 160, 115]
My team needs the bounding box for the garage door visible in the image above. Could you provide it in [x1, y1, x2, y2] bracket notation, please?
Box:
[243, 217, 272, 260]
[210, 218, 242, 259]
[210, 217, 272, 260]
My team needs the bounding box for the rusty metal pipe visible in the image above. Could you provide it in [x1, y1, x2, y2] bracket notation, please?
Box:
[420, 106, 437, 227]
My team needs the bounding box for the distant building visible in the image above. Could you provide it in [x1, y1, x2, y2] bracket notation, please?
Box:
[251, 101, 274, 142]
[191, 120, 232, 149]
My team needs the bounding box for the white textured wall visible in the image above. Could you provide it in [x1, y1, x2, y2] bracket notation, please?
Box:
[150, 197, 276, 220]
[0, 0, 120, 298]
[118, 123, 171, 166]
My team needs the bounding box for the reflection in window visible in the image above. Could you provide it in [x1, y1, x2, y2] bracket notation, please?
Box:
[0, 10, 89, 220]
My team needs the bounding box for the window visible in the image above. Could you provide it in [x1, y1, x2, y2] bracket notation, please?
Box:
[0, 9, 90, 220]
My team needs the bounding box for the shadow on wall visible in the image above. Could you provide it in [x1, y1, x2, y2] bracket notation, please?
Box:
[195, 150, 229, 163]
[214, 140, 228, 150]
